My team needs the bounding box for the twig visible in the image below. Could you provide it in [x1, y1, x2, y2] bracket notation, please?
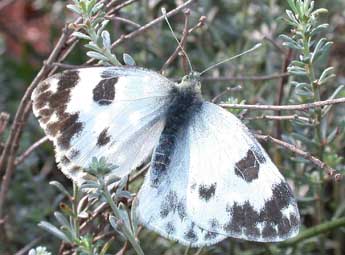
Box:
[275, 49, 292, 139]
[245, 114, 313, 123]
[202, 72, 289, 82]
[220, 97, 345, 111]
[106, 15, 141, 28]
[51, 62, 87, 69]
[0, 112, 10, 138]
[161, 9, 191, 72]
[188, 16, 207, 34]
[108, 0, 138, 12]
[110, 0, 196, 49]
[263, 36, 286, 54]
[255, 134, 341, 180]
[279, 217, 345, 247]
[212, 85, 242, 103]
[15, 136, 49, 166]
[14, 236, 43, 255]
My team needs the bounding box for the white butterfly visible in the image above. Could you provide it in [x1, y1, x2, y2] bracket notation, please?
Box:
[31, 65, 300, 247]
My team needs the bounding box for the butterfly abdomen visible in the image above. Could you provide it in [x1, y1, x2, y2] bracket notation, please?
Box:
[150, 86, 202, 186]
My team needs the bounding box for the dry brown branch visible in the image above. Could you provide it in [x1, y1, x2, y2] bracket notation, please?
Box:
[14, 236, 43, 255]
[110, 0, 196, 49]
[255, 134, 341, 180]
[106, 15, 141, 28]
[0, 112, 10, 138]
[188, 15, 207, 34]
[220, 97, 345, 111]
[161, 9, 191, 72]
[202, 72, 289, 82]
[263, 36, 286, 54]
[107, 0, 138, 12]
[245, 114, 313, 123]
[15, 136, 49, 166]
[275, 49, 292, 139]
[212, 85, 242, 103]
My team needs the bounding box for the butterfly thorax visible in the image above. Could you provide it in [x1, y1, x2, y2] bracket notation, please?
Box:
[150, 75, 203, 186]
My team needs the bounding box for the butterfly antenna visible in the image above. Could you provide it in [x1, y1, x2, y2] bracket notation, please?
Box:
[199, 43, 262, 75]
[161, 8, 193, 73]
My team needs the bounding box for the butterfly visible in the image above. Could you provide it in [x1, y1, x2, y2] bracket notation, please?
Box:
[31, 65, 300, 247]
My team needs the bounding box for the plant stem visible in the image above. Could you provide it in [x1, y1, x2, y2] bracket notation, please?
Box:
[101, 179, 144, 255]
[72, 183, 80, 240]
[279, 217, 345, 247]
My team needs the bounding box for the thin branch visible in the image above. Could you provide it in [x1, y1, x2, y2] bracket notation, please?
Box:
[110, 0, 196, 49]
[51, 62, 87, 69]
[15, 136, 49, 166]
[188, 15, 207, 34]
[275, 49, 292, 139]
[220, 97, 345, 111]
[0, 112, 10, 138]
[279, 217, 345, 247]
[161, 9, 191, 72]
[212, 85, 242, 103]
[255, 134, 341, 180]
[108, 0, 138, 12]
[263, 36, 286, 54]
[202, 72, 289, 82]
[14, 236, 43, 255]
[245, 114, 313, 123]
[106, 15, 141, 28]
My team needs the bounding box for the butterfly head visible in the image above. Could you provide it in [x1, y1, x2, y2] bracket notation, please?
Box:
[180, 71, 202, 93]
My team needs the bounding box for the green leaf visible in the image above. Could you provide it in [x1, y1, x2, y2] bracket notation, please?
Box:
[72, 31, 91, 40]
[38, 221, 71, 242]
[86, 51, 109, 62]
[123, 53, 136, 66]
[66, 4, 81, 15]
[49, 181, 70, 197]
[54, 212, 70, 228]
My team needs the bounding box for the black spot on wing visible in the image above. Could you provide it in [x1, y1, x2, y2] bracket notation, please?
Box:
[198, 183, 216, 202]
[97, 127, 111, 146]
[184, 226, 198, 243]
[58, 70, 80, 90]
[262, 223, 277, 238]
[60, 155, 71, 165]
[34, 90, 52, 109]
[177, 200, 186, 220]
[56, 113, 83, 150]
[165, 222, 176, 235]
[69, 149, 80, 159]
[160, 191, 178, 218]
[224, 201, 260, 237]
[223, 181, 299, 240]
[204, 230, 219, 240]
[93, 77, 117, 105]
[235, 150, 260, 182]
[34, 70, 83, 151]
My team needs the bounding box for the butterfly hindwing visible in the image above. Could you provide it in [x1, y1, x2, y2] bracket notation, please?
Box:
[32, 66, 174, 183]
[137, 125, 227, 246]
[186, 102, 300, 242]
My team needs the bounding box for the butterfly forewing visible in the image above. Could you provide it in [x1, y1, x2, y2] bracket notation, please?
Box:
[32, 67, 174, 184]
[186, 102, 300, 242]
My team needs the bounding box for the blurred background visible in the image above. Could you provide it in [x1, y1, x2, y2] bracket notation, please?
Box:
[0, 0, 345, 254]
